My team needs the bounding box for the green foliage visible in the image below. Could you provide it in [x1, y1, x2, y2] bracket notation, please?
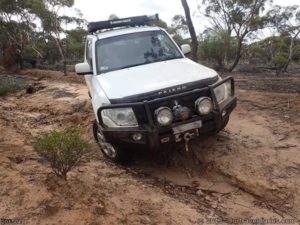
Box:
[247, 44, 266, 63]
[0, 76, 23, 96]
[293, 43, 300, 61]
[65, 28, 87, 61]
[169, 15, 188, 35]
[108, 14, 119, 20]
[199, 29, 237, 70]
[267, 5, 300, 36]
[295, 81, 300, 88]
[1, 0, 299, 72]
[146, 16, 188, 46]
[202, 0, 272, 71]
[267, 5, 300, 72]
[0, 0, 83, 74]
[203, 0, 271, 32]
[24, 46, 38, 62]
[152, 19, 168, 29]
[172, 34, 188, 46]
[248, 36, 288, 64]
[273, 52, 288, 68]
[34, 127, 90, 179]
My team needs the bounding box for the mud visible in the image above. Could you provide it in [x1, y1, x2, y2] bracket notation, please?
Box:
[0, 70, 299, 225]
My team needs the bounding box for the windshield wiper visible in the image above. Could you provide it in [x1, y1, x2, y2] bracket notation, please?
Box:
[164, 56, 182, 60]
[101, 56, 182, 73]
[119, 63, 147, 70]
[99, 63, 148, 74]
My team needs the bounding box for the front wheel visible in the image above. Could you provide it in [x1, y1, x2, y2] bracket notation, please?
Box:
[93, 121, 133, 164]
[217, 116, 230, 132]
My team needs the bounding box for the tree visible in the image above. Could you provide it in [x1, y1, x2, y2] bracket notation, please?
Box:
[248, 36, 287, 64]
[202, 0, 272, 72]
[0, 0, 46, 69]
[152, 19, 168, 29]
[65, 28, 87, 62]
[165, 15, 188, 46]
[0, 0, 86, 72]
[169, 15, 188, 35]
[39, 0, 83, 75]
[267, 5, 300, 73]
[181, 0, 198, 61]
[108, 14, 119, 20]
[199, 29, 238, 70]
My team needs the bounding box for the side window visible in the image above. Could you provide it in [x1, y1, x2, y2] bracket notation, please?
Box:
[86, 40, 93, 68]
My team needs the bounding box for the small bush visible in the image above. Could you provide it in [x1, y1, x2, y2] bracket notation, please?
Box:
[34, 127, 90, 180]
[0, 76, 23, 96]
[273, 53, 288, 68]
[295, 81, 300, 88]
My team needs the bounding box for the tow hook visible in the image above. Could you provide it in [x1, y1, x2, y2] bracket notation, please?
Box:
[184, 132, 193, 152]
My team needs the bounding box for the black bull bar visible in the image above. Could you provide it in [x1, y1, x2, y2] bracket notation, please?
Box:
[97, 76, 235, 128]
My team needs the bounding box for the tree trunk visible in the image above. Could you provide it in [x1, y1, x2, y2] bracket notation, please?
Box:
[228, 39, 242, 72]
[224, 47, 229, 68]
[19, 52, 24, 70]
[282, 31, 300, 73]
[54, 37, 67, 76]
[19, 44, 25, 70]
[181, 0, 198, 62]
[282, 39, 294, 73]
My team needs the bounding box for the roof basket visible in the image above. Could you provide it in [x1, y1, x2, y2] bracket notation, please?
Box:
[88, 14, 159, 33]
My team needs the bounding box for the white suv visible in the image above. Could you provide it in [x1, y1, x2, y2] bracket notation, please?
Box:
[76, 15, 237, 163]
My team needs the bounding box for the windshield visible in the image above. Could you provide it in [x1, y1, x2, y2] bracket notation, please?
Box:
[96, 30, 183, 74]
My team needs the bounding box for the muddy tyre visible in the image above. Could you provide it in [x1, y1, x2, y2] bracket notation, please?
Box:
[93, 121, 133, 164]
[217, 116, 230, 132]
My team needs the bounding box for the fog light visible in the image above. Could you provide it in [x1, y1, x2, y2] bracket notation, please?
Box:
[155, 107, 173, 126]
[195, 97, 213, 115]
[132, 133, 143, 141]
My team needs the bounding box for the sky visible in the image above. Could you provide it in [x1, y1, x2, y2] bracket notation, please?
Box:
[73, 0, 300, 35]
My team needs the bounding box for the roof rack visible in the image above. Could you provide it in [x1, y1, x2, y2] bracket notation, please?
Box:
[88, 14, 159, 33]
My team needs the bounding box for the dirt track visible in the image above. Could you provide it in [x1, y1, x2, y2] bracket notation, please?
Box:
[0, 70, 299, 225]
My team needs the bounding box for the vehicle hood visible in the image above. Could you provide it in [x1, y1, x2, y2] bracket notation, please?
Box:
[96, 58, 219, 101]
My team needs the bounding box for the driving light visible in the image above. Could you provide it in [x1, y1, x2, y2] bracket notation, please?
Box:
[155, 107, 173, 126]
[101, 108, 138, 127]
[195, 97, 213, 115]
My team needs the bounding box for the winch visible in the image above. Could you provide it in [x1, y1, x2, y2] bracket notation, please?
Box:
[172, 100, 192, 122]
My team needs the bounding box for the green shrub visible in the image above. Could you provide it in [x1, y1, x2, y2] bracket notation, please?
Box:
[34, 127, 90, 180]
[198, 30, 238, 70]
[295, 81, 300, 88]
[0, 76, 23, 96]
[273, 52, 288, 68]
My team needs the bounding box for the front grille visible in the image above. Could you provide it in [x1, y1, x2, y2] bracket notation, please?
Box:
[134, 88, 211, 125]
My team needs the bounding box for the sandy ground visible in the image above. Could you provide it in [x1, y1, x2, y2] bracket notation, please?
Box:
[0, 70, 299, 225]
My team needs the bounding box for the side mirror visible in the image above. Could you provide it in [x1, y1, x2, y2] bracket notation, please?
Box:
[75, 62, 92, 75]
[181, 44, 191, 55]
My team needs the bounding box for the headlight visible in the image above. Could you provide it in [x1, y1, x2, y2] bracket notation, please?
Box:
[155, 107, 173, 126]
[101, 108, 138, 127]
[213, 80, 231, 104]
[195, 97, 212, 115]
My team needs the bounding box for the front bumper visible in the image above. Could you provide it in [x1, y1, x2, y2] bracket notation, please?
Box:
[97, 77, 237, 149]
